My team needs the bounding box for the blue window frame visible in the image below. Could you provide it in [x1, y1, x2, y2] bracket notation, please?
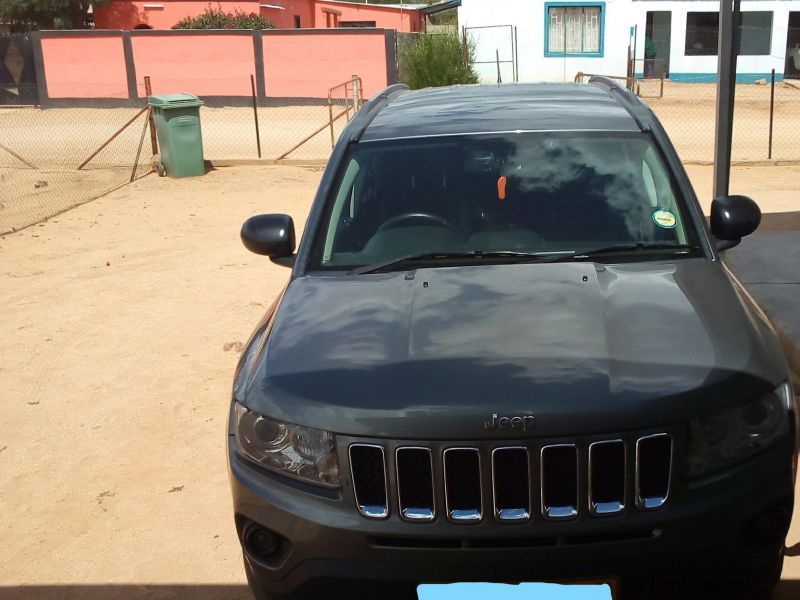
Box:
[544, 2, 605, 58]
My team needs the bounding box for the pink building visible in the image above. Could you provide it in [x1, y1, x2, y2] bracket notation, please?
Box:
[94, 0, 425, 32]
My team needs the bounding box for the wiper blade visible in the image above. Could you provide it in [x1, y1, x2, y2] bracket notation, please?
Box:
[350, 250, 573, 275]
[573, 243, 700, 259]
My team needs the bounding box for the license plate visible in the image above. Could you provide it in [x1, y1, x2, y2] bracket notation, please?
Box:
[418, 580, 617, 600]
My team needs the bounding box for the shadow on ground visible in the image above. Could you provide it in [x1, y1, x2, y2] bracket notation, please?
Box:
[1, 582, 800, 599]
[0, 586, 252, 600]
[759, 211, 800, 232]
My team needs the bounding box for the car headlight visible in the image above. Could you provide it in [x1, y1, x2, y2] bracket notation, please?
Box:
[234, 402, 340, 487]
[688, 382, 793, 478]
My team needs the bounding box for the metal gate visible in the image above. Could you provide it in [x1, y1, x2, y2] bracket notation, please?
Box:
[464, 25, 518, 83]
[0, 33, 39, 106]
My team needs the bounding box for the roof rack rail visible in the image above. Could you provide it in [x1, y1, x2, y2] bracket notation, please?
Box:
[349, 84, 410, 142]
[587, 76, 638, 103]
[587, 76, 647, 132]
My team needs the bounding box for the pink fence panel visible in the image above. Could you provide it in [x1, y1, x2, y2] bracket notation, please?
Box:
[131, 33, 255, 98]
[262, 32, 389, 98]
[41, 35, 129, 99]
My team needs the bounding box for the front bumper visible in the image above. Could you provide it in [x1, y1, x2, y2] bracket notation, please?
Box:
[228, 433, 794, 596]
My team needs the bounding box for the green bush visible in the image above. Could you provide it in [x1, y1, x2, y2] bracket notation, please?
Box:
[399, 32, 479, 90]
[173, 5, 273, 29]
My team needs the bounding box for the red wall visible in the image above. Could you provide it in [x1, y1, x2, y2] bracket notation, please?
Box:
[38, 30, 392, 102]
[131, 33, 255, 97]
[262, 32, 388, 98]
[94, 1, 264, 30]
[260, 0, 315, 29]
[94, 0, 420, 31]
[41, 35, 129, 98]
[314, 1, 422, 32]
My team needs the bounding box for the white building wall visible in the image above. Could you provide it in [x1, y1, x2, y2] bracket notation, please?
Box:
[459, 0, 632, 82]
[460, 0, 800, 83]
[632, 1, 793, 81]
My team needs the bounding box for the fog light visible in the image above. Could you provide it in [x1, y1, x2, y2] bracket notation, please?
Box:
[744, 506, 790, 546]
[244, 524, 281, 562]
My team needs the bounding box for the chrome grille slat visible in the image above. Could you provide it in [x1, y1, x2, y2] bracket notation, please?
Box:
[636, 434, 673, 510]
[491, 447, 531, 522]
[589, 439, 626, 516]
[349, 433, 673, 523]
[396, 447, 435, 521]
[443, 448, 482, 522]
[349, 444, 388, 519]
[540, 444, 579, 520]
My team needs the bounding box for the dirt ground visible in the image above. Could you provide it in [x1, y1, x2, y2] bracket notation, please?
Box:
[1, 164, 799, 599]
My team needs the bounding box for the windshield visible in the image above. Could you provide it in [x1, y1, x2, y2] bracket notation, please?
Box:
[309, 132, 701, 271]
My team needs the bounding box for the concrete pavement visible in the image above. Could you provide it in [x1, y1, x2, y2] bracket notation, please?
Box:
[726, 230, 800, 374]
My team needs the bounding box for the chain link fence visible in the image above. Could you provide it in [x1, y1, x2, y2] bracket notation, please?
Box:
[0, 76, 363, 234]
[576, 72, 800, 163]
[2, 73, 799, 235]
[0, 100, 152, 235]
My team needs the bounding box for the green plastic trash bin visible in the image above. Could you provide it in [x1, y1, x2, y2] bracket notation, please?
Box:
[148, 93, 205, 178]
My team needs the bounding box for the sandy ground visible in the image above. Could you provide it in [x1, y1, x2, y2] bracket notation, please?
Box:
[0, 164, 799, 599]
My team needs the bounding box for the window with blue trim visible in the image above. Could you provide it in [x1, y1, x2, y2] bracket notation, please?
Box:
[546, 4, 603, 56]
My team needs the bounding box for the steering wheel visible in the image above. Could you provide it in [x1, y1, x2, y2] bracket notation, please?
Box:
[377, 212, 457, 234]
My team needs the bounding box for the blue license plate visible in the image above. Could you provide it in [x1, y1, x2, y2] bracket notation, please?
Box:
[418, 582, 615, 600]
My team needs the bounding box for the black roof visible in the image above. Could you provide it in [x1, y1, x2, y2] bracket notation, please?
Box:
[360, 83, 642, 142]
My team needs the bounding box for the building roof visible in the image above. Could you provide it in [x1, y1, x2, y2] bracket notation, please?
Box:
[360, 83, 642, 142]
[419, 0, 461, 16]
[320, 1, 427, 10]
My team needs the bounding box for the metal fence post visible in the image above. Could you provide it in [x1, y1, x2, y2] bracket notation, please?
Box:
[250, 74, 262, 159]
[352, 74, 361, 110]
[144, 76, 158, 157]
[768, 68, 775, 160]
[713, 0, 741, 198]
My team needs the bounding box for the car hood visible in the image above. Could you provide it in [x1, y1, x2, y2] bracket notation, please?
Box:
[245, 259, 787, 439]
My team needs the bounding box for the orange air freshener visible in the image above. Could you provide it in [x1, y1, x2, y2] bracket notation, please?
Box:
[497, 176, 507, 200]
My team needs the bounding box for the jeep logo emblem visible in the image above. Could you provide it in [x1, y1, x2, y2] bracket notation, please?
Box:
[484, 413, 535, 432]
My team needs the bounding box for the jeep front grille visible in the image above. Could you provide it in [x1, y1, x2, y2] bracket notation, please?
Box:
[348, 444, 388, 519]
[589, 440, 626, 515]
[396, 447, 435, 521]
[636, 434, 673, 510]
[443, 448, 482, 522]
[540, 444, 579, 520]
[348, 433, 673, 523]
[491, 447, 531, 522]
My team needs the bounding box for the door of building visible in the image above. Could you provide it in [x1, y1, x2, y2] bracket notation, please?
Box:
[645, 11, 671, 78]
[787, 12, 800, 80]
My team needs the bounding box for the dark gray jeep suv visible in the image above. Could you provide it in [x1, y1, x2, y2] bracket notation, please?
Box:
[228, 80, 797, 599]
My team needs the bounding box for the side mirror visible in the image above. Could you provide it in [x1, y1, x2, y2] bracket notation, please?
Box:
[241, 214, 296, 267]
[710, 195, 761, 250]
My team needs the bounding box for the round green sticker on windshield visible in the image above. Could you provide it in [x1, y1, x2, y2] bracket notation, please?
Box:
[652, 210, 677, 229]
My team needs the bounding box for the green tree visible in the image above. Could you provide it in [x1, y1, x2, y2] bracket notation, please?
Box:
[173, 6, 274, 30]
[399, 32, 479, 90]
[0, 0, 105, 30]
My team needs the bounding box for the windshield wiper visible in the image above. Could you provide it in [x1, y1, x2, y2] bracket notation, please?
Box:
[572, 243, 700, 259]
[350, 250, 574, 275]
